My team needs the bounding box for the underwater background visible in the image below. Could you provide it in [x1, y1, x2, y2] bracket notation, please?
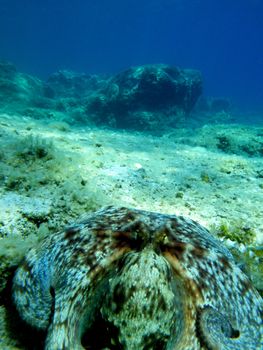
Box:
[0, 0, 263, 114]
[0, 1, 262, 349]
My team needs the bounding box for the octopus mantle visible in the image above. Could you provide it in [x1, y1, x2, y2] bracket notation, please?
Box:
[13, 206, 263, 349]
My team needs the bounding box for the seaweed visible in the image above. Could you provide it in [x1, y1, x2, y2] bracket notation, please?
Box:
[214, 221, 256, 245]
[200, 171, 212, 183]
[15, 135, 55, 161]
[211, 221, 262, 295]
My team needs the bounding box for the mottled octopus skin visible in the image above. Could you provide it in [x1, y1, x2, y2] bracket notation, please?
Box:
[12, 206, 263, 350]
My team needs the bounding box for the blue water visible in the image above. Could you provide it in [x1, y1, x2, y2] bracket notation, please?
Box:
[0, 0, 262, 114]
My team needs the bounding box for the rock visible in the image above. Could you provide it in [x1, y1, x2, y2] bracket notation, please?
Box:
[45, 70, 108, 98]
[0, 61, 203, 130]
[0, 60, 51, 112]
[85, 64, 202, 129]
[111, 64, 202, 112]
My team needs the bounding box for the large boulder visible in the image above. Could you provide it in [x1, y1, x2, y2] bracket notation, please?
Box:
[85, 64, 202, 129]
[111, 64, 202, 112]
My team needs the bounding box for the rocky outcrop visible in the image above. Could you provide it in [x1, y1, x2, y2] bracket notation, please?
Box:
[0, 61, 48, 111]
[0, 61, 202, 130]
[44, 70, 107, 99]
[85, 64, 202, 129]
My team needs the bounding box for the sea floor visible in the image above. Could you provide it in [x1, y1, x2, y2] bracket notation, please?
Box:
[0, 111, 262, 348]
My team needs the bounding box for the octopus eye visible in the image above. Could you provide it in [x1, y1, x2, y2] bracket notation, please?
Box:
[196, 305, 240, 349]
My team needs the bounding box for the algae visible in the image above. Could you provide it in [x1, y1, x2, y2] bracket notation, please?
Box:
[212, 220, 256, 245]
[210, 221, 262, 295]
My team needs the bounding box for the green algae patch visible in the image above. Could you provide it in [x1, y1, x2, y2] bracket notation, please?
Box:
[14, 134, 55, 161]
[210, 221, 262, 295]
[212, 221, 256, 245]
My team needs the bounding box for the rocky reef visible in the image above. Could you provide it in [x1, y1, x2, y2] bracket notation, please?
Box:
[83, 64, 202, 129]
[0, 61, 49, 113]
[0, 61, 202, 130]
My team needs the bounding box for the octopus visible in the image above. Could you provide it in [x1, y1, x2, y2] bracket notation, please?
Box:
[12, 206, 262, 350]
